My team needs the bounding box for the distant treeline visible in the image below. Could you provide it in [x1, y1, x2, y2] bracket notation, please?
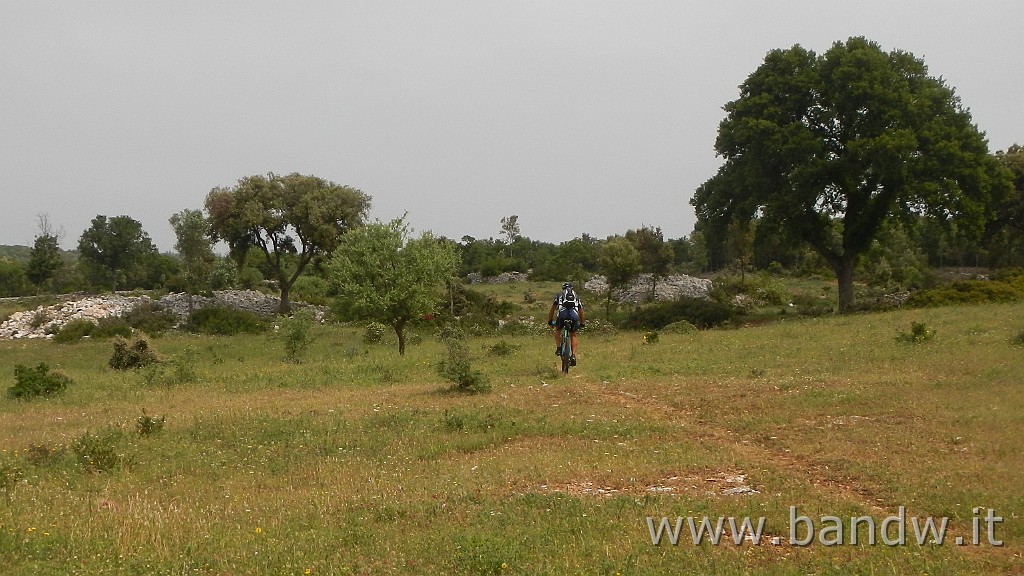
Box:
[2, 212, 1023, 300]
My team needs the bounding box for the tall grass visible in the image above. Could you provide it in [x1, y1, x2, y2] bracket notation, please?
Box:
[0, 302, 1021, 574]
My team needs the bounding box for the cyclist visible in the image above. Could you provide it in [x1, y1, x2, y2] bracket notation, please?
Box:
[547, 282, 585, 366]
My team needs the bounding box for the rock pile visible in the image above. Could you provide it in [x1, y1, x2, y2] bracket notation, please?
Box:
[0, 295, 148, 340]
[584, 274, 713, 303]
[156, 290, 283, 318]
[465, 271, 531, 284]
[0, 290, 297, 340]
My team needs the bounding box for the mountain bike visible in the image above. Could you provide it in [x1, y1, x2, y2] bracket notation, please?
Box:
[557, 317, 575, 374]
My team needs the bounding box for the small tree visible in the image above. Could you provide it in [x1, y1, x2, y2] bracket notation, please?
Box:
[169, 209, 215, 314]
[598, 236, 642, 320]
[500, 215, 521, 258]
[327, 217, 459, 355]
[27, 214, 63, 294]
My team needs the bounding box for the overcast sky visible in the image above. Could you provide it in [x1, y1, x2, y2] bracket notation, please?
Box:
[2, 1, 1021, 252]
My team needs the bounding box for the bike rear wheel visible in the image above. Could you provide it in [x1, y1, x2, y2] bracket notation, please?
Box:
[560, 327, 571, 373]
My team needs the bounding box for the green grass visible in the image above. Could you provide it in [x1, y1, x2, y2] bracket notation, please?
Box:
[1, 302, 1022, 574]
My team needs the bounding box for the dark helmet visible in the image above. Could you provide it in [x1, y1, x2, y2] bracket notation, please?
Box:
[562, 282, 573, 290]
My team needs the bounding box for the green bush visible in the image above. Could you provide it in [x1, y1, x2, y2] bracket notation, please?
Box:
[438, 340, 490, 393]
[627, 297, 736, 330]
[122, 301, 178, 336]
[905, 280, 1024, 308]
[280, 310, 317, 363]
[92, 317, 134, 339]
[711, 274, 788, 307]
[363, 321, 389, 344]
[579, 318, 617, 335]
[662, 320, 699, 334]
[169, 347, 199, 384]
[71, 427, 125, 473]
[185, 306, 267, 335]
[8, 363, 72, 399]
[896, 321, 936, 344]
[53, 318, 97, 343]
[109, 337, 159, 370]
[136, 411, 166, 436]
[291, 276, 331, 306]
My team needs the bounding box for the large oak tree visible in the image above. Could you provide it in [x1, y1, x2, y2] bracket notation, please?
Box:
[205, 173, 370, 313]
[692, 37, 1011, 311]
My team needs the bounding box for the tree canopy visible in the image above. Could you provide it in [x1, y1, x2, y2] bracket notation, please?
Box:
[205, 172, 371, 313]
[77, 215, 157, 292]
[692, 37, 1011, 311]
[327, 217, 459, 355]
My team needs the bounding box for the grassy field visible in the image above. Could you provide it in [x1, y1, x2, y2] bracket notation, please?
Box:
[0, 299, 1022, 575]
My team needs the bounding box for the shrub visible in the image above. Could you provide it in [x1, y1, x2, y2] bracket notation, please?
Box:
[436, 322, 466, 343]
[580, 318, 617, 335]
[662, 320, 699, 334]
[24, 444, 65, 467]
[363, 321, 389, 345]
[136, 411, 166, 436]
[906, 280, 1024, 308]
[169, 347, 199, 384]
[643, 331, 659, 344]
[896, 321, 935, 344]
[53, 318, 97, 343]
[438, 340, 490, 393]
[280, 310, 317, 363]
[71, 427, 125, 473]
[1011, 330, 1024, 347]
[627, 297, 736, 330]
[109, 337, 159, 370]
[487, 340, 520, 356]
[29, 309, 51, 329]
[710, 274, 788, 307]
[122, 301, 177, 336]
[185, 306, 267, 336]
[8, 363, 71, 399]
[291, 276, 331, 306]
[92, 317, 134, 339]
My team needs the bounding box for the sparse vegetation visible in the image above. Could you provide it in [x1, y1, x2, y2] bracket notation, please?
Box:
[0, 288, 1021, 574]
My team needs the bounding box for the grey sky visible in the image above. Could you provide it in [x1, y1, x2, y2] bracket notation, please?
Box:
[2, 1, 1021, 252]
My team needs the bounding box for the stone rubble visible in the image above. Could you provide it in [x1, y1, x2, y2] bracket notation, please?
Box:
[584, 274, 713, 303]
[0, 290, 299, 340]
[464, 270, 712, 302]
[465, 271, 531, 284]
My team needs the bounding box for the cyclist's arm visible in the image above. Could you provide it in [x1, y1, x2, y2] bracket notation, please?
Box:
[578, 305, 585, 323]
[547, 302, 557, 324]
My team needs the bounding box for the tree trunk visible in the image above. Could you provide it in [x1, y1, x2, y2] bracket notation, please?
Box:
[834, 256, 856, 313]
[395, 319, 407, 355]
[278, 279, 291, 314]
